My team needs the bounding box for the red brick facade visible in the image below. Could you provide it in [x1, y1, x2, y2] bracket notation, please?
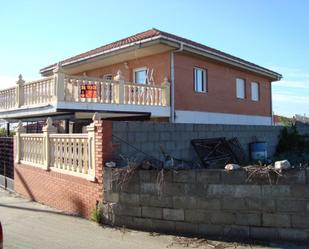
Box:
[14, 120, 112, 218]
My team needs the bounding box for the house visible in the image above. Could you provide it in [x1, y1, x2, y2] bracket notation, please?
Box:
[0, 29, 281, 132]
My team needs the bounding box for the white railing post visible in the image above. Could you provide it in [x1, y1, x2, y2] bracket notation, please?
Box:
[114, 70, 125, 104]
[42, 117, 57, 170]
[86, 113, 99, 181]
[161, 77, 170, 106]
[16, 74, 25, 107]
[14, 121, 26, 163]
[53, 62, 65, 102]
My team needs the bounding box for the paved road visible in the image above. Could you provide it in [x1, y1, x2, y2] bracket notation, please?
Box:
[0, 188, 307, 249]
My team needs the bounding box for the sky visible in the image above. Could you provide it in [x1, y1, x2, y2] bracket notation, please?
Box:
[0, 0, 308, 117]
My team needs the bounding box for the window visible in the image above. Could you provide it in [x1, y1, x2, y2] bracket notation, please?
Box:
[251, 81, 259, 101]
[236, 78, 245, 99]
[133, 67, 147, 84]
[103, 74, 113, 81]
[194, 67, 207, 93]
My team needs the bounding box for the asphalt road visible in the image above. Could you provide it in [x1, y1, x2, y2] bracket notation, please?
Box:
[0, 188, 307, 249]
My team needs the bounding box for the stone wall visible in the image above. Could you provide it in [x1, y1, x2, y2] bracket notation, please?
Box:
[102, 168, 309, 243]
[112, 122, 285, 163]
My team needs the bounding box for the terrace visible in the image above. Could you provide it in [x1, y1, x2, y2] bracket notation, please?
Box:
[0, 64, 170, 122]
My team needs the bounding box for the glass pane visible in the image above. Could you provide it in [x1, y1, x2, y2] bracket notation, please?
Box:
[251, 82, 259, 101]
[135, 70, 147, 84]
[236, 78, 245, 98]
[194, 68, 205, 92]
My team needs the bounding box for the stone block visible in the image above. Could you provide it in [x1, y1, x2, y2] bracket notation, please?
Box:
[291, 214, 309, 228]
[246, 198, 276, 212]
[291, 185, 309, 198]
[163, 208, 184, 221]
[142, 206, 162, 219]
[210, 212, 236, 225]
[152, 219, 175, 233]
[221, 170, 247, 184]
[276, 200, 307, 212]
[113, 204, 141, 217]
[121, 183, 140, 193]
[196, 170, 221, 183]
[235, 213, 261, 226]
[234, 185, 261, 198]
[207, 184, 235, 197]
[223, 225, 250, 239]
[132, 217, 153, 231]
[278, 228, 309, 242]
[185, 210, 210, 223]
[262, 185, 291, 198]
[162, 183, 189, 196]
[221, 198, 246, 210]
[140, 183, 160, 195]
[175, 222, 198, 235]
[113, 215, 134, 227]
[196, 198, 220, 210]
[276, 170, 306, 185]
[250, 227, 279, 240]
[104, 191, 119, 203]
[173, 170, 196, 183]
[139, 194, 173, 208]
[119, 193, 140, 205]
[173, 196, 197, 209]
[263, 213, 291, 228]
[198, 224, 224, 236]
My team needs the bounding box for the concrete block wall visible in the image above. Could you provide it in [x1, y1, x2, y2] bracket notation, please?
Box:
[112, 122, 285, 163]
[103, 168, 309, 243]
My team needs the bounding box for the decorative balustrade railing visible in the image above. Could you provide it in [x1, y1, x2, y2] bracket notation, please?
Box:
[0, 68, 170, 111]
[20, 134, 45, 167]
[15, 119, 96, 181]
[22, 76, 55, 106]
[0, 87, 16, 109]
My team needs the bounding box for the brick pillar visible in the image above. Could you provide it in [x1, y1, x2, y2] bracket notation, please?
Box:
[94, 118, 113, 200]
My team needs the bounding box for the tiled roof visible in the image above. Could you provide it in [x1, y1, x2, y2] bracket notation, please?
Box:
[40, 28, 280, 77]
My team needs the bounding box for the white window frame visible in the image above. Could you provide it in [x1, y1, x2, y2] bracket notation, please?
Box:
[194, 67, 207, 93]
[133, 67, 148, 84]
[251, 81, 259, 101]
[236, 78, 246, 99]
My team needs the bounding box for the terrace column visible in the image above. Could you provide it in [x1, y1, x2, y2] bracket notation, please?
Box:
[53, 62, 65, 102]
[114, 70, 125, 104]
[16, 74, 25, 107]
[42, 117, 57, 170]
[161, 77, 170, 106]
[14, 121, 26, 163]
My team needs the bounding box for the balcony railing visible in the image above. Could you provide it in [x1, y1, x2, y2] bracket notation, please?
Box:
[0, 65, 170, 112]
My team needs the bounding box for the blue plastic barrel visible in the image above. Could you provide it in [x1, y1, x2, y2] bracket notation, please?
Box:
[250, 142, 267, 161]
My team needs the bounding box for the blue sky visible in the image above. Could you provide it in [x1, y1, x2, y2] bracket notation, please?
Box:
[0, 0, 308, 117]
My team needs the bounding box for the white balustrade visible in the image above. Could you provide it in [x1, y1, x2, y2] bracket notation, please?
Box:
[0, 71, 170, 111]
[0, 87, 16, 109]
[23, 77, 55, 106]
[20, 134, 44, 167]
[14, 118, 95, 181]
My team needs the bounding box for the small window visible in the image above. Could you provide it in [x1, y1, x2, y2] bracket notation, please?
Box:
[194, 67, 207, 93]
[251, 81, 259, 101]
[133, 68, 147, 84]
[236, 78, 245, 99]
[103, 74, 113, 80]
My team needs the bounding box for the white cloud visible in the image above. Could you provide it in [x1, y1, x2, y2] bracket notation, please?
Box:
[273, 93, 309, 105]
[269, 66, 309, 79]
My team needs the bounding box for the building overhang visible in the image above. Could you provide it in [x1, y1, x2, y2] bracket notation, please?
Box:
[40, 35, 282, 81]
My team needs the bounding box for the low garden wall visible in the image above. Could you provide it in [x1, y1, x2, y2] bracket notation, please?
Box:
[102, 168, 309, 243]
[112, 122, 285, 163]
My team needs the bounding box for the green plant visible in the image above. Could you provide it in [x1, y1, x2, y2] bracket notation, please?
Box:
[90, 205, 103, 224]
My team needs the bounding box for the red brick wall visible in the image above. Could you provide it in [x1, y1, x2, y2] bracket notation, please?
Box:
[14, 120, 112, 218]
[174, 53, 272, 116]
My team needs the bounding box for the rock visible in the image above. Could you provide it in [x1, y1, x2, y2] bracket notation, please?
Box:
[274, 160, 291, 171]
[225, 164, 241, 171]
[105, 161, 116, 168]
